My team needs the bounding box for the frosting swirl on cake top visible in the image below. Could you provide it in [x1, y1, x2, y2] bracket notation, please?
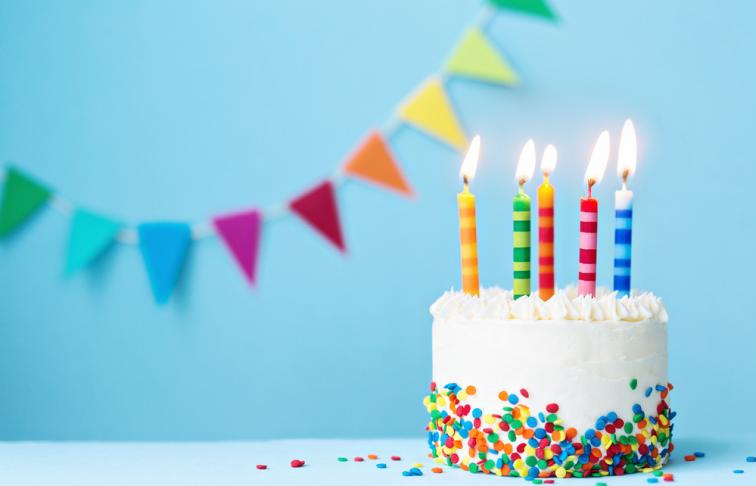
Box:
[430, 286, 667, 323]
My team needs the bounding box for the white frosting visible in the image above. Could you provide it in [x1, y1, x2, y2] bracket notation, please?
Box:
[431, 287, 669, 431]
[430, 286, 668, 323]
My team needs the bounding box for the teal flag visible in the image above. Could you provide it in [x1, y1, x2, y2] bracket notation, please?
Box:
[0, 166, 51, 237]
[138, 222, 192, 304]
[487, 0, 558, 21]
[65, 209, 122, 275]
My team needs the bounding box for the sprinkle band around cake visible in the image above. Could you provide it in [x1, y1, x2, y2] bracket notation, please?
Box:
[426, 287, 673, 479]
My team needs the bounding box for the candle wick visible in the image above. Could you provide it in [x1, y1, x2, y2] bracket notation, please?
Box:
[463, 175, 469, 193]
[622, 169, 629, 191]
[587, 179, 595, 198]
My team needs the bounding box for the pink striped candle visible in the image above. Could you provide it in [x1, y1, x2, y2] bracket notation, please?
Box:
[578, 130, 610, 297]
[578, 196, 598, 295]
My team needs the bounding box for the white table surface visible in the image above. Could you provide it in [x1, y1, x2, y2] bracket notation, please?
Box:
[1, 435, 754, 485]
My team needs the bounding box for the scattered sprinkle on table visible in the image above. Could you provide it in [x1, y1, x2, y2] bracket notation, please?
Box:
[694, 451, 706, 458]
[337, 457, 347, 462]
[376, 463, 387, 469]
[733, 469, 744, 474]
[412, 462, 423, 468]
[630, 378, 638, 390]
[391, 455, 401, 461]
[402, 467, 423, 476]
[747, 456, 756, 462]
[647, 478, 659, 484]
[255, 464, 267, 470]
[290, 459, 305, 468]
[684, 454, 696, 461]
[544, 480, 554, 484]
[367, 454, 378, 460]
[354, 457, 364, 462]
[663, 472, 674, 482]
[596, 482, 608, 486]
[653, 470, 663, 477]
[431, 467, 443, 473]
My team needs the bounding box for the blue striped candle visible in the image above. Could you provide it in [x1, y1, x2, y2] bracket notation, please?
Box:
[614, 189, 633, 296]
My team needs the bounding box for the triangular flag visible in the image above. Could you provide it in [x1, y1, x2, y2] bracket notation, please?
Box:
[398, 77, 467, 151]
[446, 28, 519, 86]
[487, 0, 558, 21]
[64, 208, 122, 275]
[343, 132, 414, 197]
[289, 181, 345, 252]
[212, 209, 262, 285]
[138, 222, 192, 304]
[0, 166, 51, 237]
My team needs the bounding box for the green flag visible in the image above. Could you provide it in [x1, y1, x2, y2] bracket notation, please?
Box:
[0, 166, 51, 237]
[446, 28, 519, 86]
[487, 0, 558, 21]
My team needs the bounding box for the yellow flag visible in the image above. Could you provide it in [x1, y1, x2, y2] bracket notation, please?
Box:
[398, 77, 467, 151]
[446, 28, 519, 86]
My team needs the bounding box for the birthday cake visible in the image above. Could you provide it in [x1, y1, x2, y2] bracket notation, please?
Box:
[424, 287, 674, 479]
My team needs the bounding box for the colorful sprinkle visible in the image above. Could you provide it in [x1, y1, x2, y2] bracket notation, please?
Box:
[337, 457, 348, 462]
[367, 454, 378, 460]
[256, 464, 267, 470]
[520, 388, 530, 398]
[663, 472, 674, 482]
[653, 470, 663, 476]
[684, 455, 696, 462]
[290, 459, 305, 468]
[391, 455, 401, 461]
[376, 463, 387, 469]
[630, 378, 638, 390]
[647, 478, 659, 484]
[402, 467, 423, 476]
[645, 386, 653, 397]
[733, 469, 744, 474]
[424, 381, 674, 478]
[354, 457, 364, 462]
[694, 451, 705, 458]
[412, 463, 423, 468]
[431, 467, 443, 473]
[747, 456, 756, 462]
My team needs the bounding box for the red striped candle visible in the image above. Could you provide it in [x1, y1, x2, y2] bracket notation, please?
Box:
[578, 130, 610, 297]
[578, 197, 598, 296]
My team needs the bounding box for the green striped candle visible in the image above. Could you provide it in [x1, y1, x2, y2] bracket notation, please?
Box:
[513, 191, 531, 299]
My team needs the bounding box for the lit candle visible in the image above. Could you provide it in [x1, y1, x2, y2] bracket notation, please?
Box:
[614, 119, 637, 296]
[458, 135, 481, 296]
[537, 144, 558, 300]
[513, 140, 536, 299]
[579, 131, 610, 297]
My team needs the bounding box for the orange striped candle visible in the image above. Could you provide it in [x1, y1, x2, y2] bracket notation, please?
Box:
[458, 136, 481, 296]
[537, 145, 558, 300]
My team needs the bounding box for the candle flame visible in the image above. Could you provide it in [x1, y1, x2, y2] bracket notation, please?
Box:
[516, 139, 536, 184]
[460, 135, 481, 182]
[585, 130, 610, 186]
[617, 119, 637, 180]
[541, 144, 558, 176]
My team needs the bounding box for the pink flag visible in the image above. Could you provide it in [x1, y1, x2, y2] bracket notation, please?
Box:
[289, 181, 346, 252]
[213, 209, 263, 285]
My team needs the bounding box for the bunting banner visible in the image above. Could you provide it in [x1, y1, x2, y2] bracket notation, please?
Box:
[446, 28, 519, 86]
[343, 132, 413, 197]
[0, 3, 557, 304]
[213, 209, 262, 285]
[0, 167, 51, 237]
[65, 209, 122, 275]
[290, 181, 346, 253]
[487, 0, 557, 20]
[398, 77, 468, 150]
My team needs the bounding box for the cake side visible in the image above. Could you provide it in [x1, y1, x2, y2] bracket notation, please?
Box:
[425, 287, 674, 479]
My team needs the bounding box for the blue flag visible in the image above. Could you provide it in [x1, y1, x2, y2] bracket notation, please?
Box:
[138, 222, 192, 304]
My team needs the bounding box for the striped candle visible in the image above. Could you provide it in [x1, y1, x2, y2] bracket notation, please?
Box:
[614, 119, 638, 297]
[537, 180, 554, 300]
[614, 190, 632, 295]
[513, 192, 531, 299]
[578, 197, 598, 296]
[458, 187, 479, 296]
[458, 136, 481, 296]
[537, 145, 557, 301]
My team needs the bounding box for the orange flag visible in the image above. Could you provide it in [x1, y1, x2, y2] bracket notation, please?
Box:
[343, 132, 414, 197]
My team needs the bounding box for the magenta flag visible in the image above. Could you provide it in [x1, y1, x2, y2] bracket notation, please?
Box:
[213, 209, 263, 285]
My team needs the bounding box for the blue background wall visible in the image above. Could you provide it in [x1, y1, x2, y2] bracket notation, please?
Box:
[1, 0, 754, 440]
